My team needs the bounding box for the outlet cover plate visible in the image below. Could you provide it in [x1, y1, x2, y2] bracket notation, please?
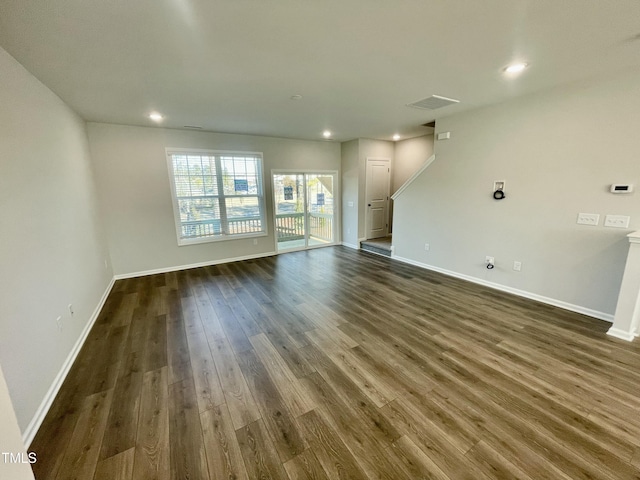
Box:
[577, 213, 599, 226]
[604, 214, 630, 228]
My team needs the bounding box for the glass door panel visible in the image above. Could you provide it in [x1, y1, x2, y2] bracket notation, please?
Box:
[306, 174, 334, 247]
[273, 172, 336, 252]
[273, 174, 306, 252]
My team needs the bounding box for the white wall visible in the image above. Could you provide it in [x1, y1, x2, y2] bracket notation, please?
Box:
[392, 135, 434, 193]
[393, 69, 640, 317]
[0, 366, 35, 479]
[358, 139, 394, 240]
[340, 138, 395, 243]
[87, 123, 341, 276]
[341, 139, 359, 247]
[0, 47, 112, 434]
[390, 134, 434, 232]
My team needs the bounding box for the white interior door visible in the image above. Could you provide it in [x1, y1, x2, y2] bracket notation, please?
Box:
[365, 158, 390, 239]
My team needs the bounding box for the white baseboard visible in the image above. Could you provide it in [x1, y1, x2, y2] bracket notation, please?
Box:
[114, 251, 277, 280]
[341, 242, 360, 250]
[23, 276, 116, 447]
[393, 255, 614, 323]
[606, 327, 636, 342]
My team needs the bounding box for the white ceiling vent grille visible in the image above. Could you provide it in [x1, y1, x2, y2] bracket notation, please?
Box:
[407, 95, 460, 110]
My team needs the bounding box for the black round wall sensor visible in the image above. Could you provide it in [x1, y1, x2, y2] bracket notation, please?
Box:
[493, 190, 505, 200]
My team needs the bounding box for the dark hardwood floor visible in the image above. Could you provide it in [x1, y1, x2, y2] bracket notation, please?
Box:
[30, 246, 640, 479]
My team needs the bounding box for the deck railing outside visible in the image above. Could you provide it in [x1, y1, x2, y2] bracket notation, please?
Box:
[181, 213, 333, 243]
[275, 213, 305, 241]
[275, 212, 333, 243]
[308, 213, 332, 242]
[181, 216, 263, 238]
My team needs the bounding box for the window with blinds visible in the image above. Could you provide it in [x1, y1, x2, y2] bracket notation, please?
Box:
[166, 149, 266, 244]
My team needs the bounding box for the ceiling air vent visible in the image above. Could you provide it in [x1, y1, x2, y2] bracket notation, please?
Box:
[407, 95, 460, 110]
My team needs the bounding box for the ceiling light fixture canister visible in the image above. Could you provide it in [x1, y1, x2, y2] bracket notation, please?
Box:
[504, 62, 528, 74]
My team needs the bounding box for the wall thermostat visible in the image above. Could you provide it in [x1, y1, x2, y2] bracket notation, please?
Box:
[610, 184, 634, 193]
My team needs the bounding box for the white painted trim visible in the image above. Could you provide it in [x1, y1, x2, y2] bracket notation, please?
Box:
[606, 327, 636, 342]
[165, 149, 268, 247]
[270, 169, 340, 254]
[341, 242, 360, 250]
[177, 232, 268, 247]
[23, 276, 116, 447]
[391, 154, 436, 200]
[114, 251, 277, 280]
[275, 244, 339, 255]
[365, 157, 391, 240]
[360, 248, 392, 259]
[393, 255, 614, 323]
[627, 231, 640, 244]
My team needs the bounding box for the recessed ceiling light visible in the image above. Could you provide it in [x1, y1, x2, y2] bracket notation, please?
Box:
[323, 130, 332, 138]
[290, 95, 303, 100]
[149, 112, 164, 122]
[393, 134, 401, 141]
[504, 63, 528, 74]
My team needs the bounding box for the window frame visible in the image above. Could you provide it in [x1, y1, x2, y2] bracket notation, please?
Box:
[166, 148, 268, 246]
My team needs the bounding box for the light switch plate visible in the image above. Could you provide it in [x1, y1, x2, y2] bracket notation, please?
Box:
[577, 213, 599, 226]
[604, 214, 630, 228]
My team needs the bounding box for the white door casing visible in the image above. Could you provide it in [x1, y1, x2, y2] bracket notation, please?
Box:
[365, 158, 390, 239]
[272, 171, 338, 252]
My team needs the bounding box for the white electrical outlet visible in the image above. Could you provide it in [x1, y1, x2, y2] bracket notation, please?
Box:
[604, 215, 630, 228]
[486, 256, 495, 265]
[424, 243, 430, 251]
[577, 213, 599, 226]
[104, 259, 109, 270]
[68, 304, 74, 316]
[513, 261, 522, 271]
[56, 316, 63, 331]
[253, 238, 258, 245]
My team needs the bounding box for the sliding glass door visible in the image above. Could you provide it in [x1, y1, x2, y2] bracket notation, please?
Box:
[273, 174, 306, 251]
[273, 172, 337, 252]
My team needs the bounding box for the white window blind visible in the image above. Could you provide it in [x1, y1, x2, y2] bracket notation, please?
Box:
[167, 150, 266, 244]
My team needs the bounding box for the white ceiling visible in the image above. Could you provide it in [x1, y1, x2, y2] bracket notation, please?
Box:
[1, 0, 640, 142]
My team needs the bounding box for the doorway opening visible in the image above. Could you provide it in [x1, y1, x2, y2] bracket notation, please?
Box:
[272, 172, 338, 252]
[365, 157, 391, 240]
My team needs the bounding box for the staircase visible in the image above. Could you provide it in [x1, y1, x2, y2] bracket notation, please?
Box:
[360, 237, 392, 257]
